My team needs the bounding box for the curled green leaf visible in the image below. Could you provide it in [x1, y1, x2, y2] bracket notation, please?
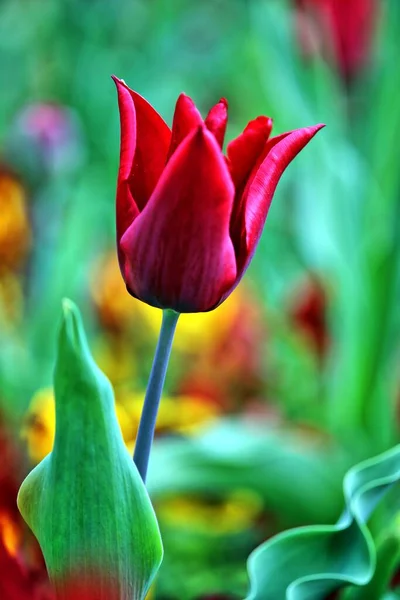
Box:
[18, 299, 163, 599]
[246, 444, 400, 600]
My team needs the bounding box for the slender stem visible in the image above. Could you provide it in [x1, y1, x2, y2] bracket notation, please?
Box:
[133, 309, 179, 482]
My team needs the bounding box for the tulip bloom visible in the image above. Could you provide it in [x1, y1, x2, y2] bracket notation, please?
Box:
[294, 0, 378, 82]
[113, 76, 323, 313]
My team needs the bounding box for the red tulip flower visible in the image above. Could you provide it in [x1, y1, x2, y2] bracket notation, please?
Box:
[113, 76, 323, 313]
[294, 0, 378, 82]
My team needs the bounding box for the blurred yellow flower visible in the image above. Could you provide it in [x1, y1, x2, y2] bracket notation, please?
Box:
[91, 253, 138, 334]
[21, 388, 55, 464]
[157, 490, 263, 535]
[91, 251, 246, 353]
[118, 392, 220, 445]
[90, 250, 267, 414]
[94, 335, 136, 387]
[132, 294, 244, 356]
[22, 387, 219, 463]
[0, 170, 31, 272]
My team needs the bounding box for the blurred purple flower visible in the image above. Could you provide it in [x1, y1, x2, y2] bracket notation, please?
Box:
[7, 103, 84, 179]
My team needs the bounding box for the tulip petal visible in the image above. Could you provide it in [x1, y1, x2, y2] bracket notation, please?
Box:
[116, 182, 139, 267]
[204, 98, 228, 148]
[227, 116, 273, 189]
[121, 126, 237, 313]
[167, 93, 203, 160]
[112, 76, 171, 219]
[232, 124, 325, 274]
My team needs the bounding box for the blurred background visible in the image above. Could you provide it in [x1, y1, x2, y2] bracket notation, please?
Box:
[1, 0, 400, 598]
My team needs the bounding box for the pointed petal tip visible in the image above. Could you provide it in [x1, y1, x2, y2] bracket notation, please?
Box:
[310, 123, 325, 133]
[167, 93, 203, 159]
[206, 97, 228, 120]
[232, 121, 326, 278]
[256, 115, 273, 129]
[178, 91, 188, 98]
[241, 115, 273, 137]
[204, 99, 229, 148]
[111, 75, 127, 89]
[176, 92, 196, 106]
[298, 122, 325, 142]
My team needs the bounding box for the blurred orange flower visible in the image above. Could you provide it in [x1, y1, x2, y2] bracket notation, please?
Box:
[0, 169, 31, 272]
[0, 272, 24, 327]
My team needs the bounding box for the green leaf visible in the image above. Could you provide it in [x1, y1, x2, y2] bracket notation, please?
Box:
[17, 299, 163, 599]
[148, 421, 344, 526]
[342, 531, 400, 600]
[246, 444, 400, 600]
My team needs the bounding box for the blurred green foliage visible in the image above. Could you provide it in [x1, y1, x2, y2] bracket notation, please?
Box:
[1, 0, 400, 598]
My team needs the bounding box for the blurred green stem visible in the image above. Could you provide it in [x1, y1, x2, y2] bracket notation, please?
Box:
[329, 167, 400, 453]
[133, 309, 179, 482]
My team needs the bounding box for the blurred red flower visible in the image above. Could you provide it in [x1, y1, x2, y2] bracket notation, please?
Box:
[113, 77, 323, 313]
[289, 277, 329, 359]
[57, 577, 121, 600]
[0, 412, 53, 600]
[294, 0, 378, 82]
[0, 537, 54, 600]
[0, 418, 21, 532]
[177, 288, 267, 411]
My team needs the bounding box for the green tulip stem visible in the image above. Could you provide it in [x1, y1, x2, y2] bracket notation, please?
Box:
[133, 309, 179, 482]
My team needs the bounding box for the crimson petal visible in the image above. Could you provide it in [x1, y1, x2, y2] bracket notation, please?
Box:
[167, 93, 203, 160]
[120, 126, 237, 313]
[227, 116, 273, 189]
[234, 124, 324, 275]
[112, 76, 171, 227]
[204, 98, 228, 148]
